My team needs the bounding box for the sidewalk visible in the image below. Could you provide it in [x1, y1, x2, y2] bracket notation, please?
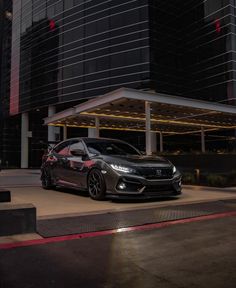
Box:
[0, 169, 41, 187]
[0, 169, 40, 176]
[184, 184, 236, 193]
[6, 185, 236, 220]
[0, 169, 236, 219]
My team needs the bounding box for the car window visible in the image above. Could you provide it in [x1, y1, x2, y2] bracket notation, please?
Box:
[54, 141, 70, 156]
[87, 146, 101, 155]
[69, 141, 85, 154]
[86, 141, 140, 156]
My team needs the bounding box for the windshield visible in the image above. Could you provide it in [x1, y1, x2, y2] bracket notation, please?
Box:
[85, 141, 140, 156]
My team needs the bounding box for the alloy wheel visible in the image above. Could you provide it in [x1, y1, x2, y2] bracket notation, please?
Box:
[88, 170, 106, 200]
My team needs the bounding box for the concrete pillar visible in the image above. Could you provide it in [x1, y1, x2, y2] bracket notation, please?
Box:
[160, 131, 163, 153]
[145, 101, 151, 155]
[21, 112, 29, 168]
[95, 117, 99, 138]
[150, 132, 157, 154]
[88, 117, 100, 138]
[48, 106, 56, 142]
[201, 126, 206, 153]
[63, 125, 67, 140]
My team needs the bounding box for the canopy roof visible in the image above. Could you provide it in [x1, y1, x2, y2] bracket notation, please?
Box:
[44, 88, 236, 135]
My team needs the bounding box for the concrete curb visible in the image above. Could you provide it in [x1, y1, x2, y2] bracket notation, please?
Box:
[0, 203, 36, 236]
[0, 189, 11, 202]
[183, 185, 236, 193]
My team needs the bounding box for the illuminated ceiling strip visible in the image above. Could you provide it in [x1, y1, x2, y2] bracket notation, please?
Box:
[55, 120, 204, 131]
[71, 113, 233, 126]
[48, 123, 221, 135]
[165, 128, 221, 136]
[96, 110, 227, 125]
[48, 124, 178, 134]
[80, 112, 235, 129]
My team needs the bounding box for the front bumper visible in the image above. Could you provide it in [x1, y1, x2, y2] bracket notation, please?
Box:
[106, 173, 182, 199]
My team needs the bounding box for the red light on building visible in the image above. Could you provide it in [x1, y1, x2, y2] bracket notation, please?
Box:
[215, 19, 221, 33]
[49, 19, 56, 31]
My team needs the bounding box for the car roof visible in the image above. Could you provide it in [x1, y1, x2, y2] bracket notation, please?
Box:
[52, 137, 141, 154]
[81, 137, 126, 143]
[55, 137, 119, 145]
[56, 137, 129, 144]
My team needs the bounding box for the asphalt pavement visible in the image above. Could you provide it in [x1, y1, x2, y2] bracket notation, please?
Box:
[0, 215, 235, 288]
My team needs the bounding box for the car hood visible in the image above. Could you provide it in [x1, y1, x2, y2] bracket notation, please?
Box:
[100, 154, 172, 168]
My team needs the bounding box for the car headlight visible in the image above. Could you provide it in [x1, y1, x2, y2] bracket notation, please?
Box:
[110, 164, 135, 174]
[173, 166, 177, 174]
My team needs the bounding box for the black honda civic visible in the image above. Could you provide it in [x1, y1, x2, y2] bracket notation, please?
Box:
[41, 137, 182, 200]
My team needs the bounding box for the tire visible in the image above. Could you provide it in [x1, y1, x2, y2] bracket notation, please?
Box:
[88, 169, 106, 200]
[41, 169, 55, 190]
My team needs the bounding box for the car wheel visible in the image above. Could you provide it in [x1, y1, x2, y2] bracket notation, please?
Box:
[88, 169, 106, 200]
[41, 169, 55, 190]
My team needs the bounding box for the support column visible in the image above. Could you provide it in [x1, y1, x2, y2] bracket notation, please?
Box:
[63, 125, 67, 140]
[95, 117, 100, 138]
[88, 117, 100, 138]
[48, 106, 56, 142]
[145, 101, 151, 155]
[21, 112, 29, 169]
[201, 126, 205, 153]
[159, 131, 163, 153]
[150, 132, 157, 154]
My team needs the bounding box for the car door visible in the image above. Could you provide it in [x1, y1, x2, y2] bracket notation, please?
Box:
[50, 140, 71, 184]
[67, 140, 88, 188]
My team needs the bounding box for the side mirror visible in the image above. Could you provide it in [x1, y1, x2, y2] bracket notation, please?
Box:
[70, 149, 87, 157]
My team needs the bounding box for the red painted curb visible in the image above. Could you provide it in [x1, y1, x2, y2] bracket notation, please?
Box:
[0, 211, 236, 250]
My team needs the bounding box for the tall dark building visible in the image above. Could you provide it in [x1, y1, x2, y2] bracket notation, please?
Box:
[149, 0, 236, 103]
[181, 0, 236, 104]
[0, 0, 236, 167]
[0, 0, 15, 167]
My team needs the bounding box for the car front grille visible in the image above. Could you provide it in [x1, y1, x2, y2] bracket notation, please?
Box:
[137, 167, 173, 179]
[143, 185, 175, 196]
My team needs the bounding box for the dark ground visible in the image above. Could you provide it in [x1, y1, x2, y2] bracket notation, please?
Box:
[0, 216, 235, 288]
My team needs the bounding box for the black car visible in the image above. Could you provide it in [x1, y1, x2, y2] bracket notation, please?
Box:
[41, 137, 182, 200]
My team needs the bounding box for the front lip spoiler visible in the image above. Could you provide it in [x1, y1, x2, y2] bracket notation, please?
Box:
[107, 191, 181, 200]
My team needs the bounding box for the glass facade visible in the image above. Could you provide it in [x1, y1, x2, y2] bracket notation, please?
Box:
[0, 1, 21, 167]
[180, 0, 235, 104]
[149, 0, 183, 95]
[9, 0, 150, 115]
[149, 0, 236, 104]
[8, 0, 236, 115]
[0, 0, 12, 118]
